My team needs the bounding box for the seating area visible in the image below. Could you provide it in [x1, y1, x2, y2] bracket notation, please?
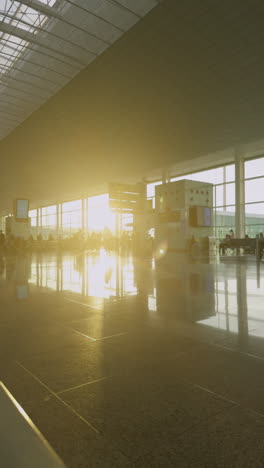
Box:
[219, 237, 264, 259]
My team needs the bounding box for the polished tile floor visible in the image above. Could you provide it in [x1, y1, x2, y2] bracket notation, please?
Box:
[0, 251, 264, 467]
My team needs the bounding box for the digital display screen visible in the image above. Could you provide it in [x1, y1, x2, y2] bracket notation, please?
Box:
[189, 206, 212, 227]
[203, 207, 212, 226]
[15, 199, 29, 220]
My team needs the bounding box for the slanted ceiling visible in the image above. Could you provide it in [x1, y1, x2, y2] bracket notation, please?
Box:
[1, 0, 264, 211]
[0, 0, 161, 139]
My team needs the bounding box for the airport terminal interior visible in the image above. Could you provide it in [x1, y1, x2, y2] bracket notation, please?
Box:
[1, 1, 264, 467]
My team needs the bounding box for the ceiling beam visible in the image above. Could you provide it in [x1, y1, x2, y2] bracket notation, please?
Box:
[0, 81, 45, 101]
[17, 0, 61, 20]
[0, 22, 88, 66]
[61, 0, 125, 32]
[18, 0, 112, 46]
[0, 73, 56, 95]
[1, 91, 39, 106]
[0, 61, 64, 86]
[1, 10, 98, 58]
[0, 106, 28, 117]
[1, 37, 80, 72]
[106, 0, 140, 18]
[0, 50, 71, 79]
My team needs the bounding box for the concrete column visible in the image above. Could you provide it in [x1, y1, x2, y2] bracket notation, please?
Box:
[86, 198, 90, 233]
[162, 168, 170, 184]
[223, 166, 227, 210]
[236, 264, 248, 340]
[56, 203, 60, 238]
[85, 198, 88, 232]
[57, 203, 62, 237]
[235, 152, 245, 238]
[81, 198, 85, 232]
[37, 208, 40, 233]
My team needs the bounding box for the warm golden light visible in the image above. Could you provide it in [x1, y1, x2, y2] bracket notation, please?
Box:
[87, 194, 116, 233]
[29, 251, 138, 299]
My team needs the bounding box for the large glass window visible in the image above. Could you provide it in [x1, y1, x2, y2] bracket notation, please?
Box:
[39, 205, 57, 239]
[29, 209, 37, 227]
[172, 167, 225, 185]
[62, 200, 82, 236]
[29, 209, 38, 237]
[225, 165, 235, 182]
[225, 183, 235, 206]
[245, 157, 264, 179]
[41, 205, 57, 228]
[87, 194, 115, 233]
[245, 179, 264, 203]
[146, 181, 162, 208]
[215, 185, 224, 207]
[244, 156, 264, 237]
[148, 164, 235, 238]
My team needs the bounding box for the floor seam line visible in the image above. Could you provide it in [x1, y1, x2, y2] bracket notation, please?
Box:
[96, 332, 128, 341]
[56, 376, 111, 395]
[52, 320, 97, 342]
[64, 298, 101, 310]
[179, 378, 238, 405]
[211, 341, 264, 362]
[15, 360, 100, 435]
[179, 376, 264, 418]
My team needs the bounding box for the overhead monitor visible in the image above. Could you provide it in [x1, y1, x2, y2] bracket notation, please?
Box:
[189, 206, 212, 227]
[15, 199, 29, 222]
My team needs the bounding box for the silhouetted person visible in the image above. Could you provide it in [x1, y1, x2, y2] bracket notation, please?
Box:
[243, 234, 251, 254]
[219, 234, 230, 255]
[259, 233, 264, 260]
[0, 230, 5, 250]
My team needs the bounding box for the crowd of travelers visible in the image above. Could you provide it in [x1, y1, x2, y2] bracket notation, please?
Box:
[0, 229, 148, 256]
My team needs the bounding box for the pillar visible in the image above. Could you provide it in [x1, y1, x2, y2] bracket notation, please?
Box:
[162, 168, 170, 184]
[37, 208, 41, 234]
[235, 152, 245, 238]
[223, 166, 227, 210]
[82, 198, 85, 232]
[56, 203, 60, 238]
[236, 264, 248, 340]
[57, 203, 62, 238]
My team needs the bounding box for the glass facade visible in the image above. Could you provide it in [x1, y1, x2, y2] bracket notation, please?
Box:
[29, 209, 37, 227]
[87, 194, 133, 234]
[245, 156, 264, 237]
[5, 155, 263, 241]
[40, 205, 57, 238]
[147, 157, 264, 239]
[61, 200, 82, 237]
[147, 181, 162, 208]
[147, 164, 236, 238]
[87, 194, 115, 233]
[172, 165, 236, 239]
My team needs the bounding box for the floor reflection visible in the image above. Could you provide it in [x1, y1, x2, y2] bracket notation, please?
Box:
[28, 250, 139, 299]
[196, 263, 264, 339]
[0, 251, 264, 347]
